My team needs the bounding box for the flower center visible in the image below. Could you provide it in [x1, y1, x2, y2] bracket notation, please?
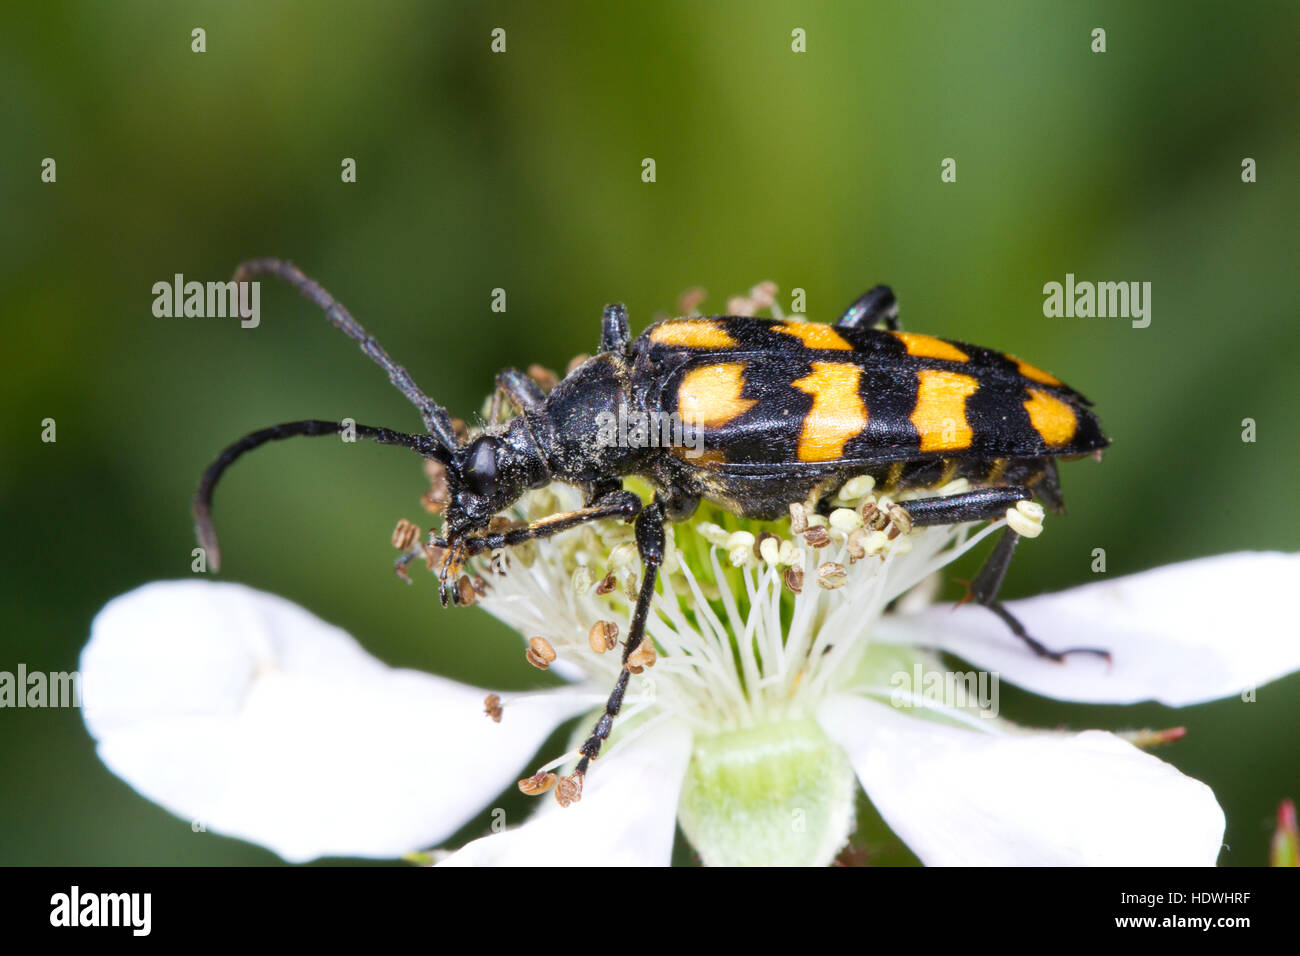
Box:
[676, 718, 857, 867]
[470, 476, 1014, 740]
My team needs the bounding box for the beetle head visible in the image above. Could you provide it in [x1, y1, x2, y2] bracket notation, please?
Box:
[430, 418, 552, 602]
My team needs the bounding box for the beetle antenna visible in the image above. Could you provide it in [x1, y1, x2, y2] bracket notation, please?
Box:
[233, 258, 460, 451]
[193, 418, 449, 571]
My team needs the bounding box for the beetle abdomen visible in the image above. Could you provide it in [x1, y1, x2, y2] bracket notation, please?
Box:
[634, 317, 1107, 470]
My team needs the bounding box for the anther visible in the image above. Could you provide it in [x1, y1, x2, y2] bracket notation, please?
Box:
[846, 528, 867, 562]
[572, 565, 594, 595]
[525, 636, 557, 670]
[861, 498, 889, 531]
[829, 507, 863, 534]
[392, 518, 419, 551]
[626, 639, 657, 673]
[788, 502, 809, 534]
[678, 287, 707, 314]
[518, 771, 557, 796]
[839, 475, 876, 501]
[1006, 500, 1045, 538]
[749, 281, 778, 311]
[726, 295, 755, 317]
[609, 542, 639, 569]
[422, 461, 450, 514]
[483, 693, 503, 723]
[726, 531, 755, 567]
[886, 503, 913, 538]
[588, 620, 619, 654]
[455, 575, 477, 606]
[817, 562, 848, 590]
[696, 522, 730, 548]
[424, 541, 446, 572]
[783, 565, 804, 594]
[554, 773, 583, 807]
[803, 525, 831, 549]
[527, 364, 559, 391]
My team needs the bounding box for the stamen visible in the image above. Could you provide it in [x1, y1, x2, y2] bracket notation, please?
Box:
[783, 566, 804, 593]
[788, 502, 809, 534]
[838, 474, 876, 501]
[391, 518, 420, 551]
[626, 639, 657, 673]
[527, 364, 559, 391]
[554, 773, 583, 807]
[829, 508, 863, 534]
[1006, 500, 1045, 538]
[422, 460, 449, 514]
[755, 531, 781, 564]
[1120, 726, 1187, 749]
[726, 531, 755, 568]
[525, 636, 558, 670]
[455, 575, 478, 606]
[571, 564, 594, 595]
[518, 771, 557, 795]
[817, 562, 848, 590]
[803, 525, 831, 549]
[885, 503, 913, 537]
[456, 467, 1029, 791]
[588, 620, 619, 654]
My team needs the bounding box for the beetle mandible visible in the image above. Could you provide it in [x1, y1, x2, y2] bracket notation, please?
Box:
[195, 260, 1110, 792]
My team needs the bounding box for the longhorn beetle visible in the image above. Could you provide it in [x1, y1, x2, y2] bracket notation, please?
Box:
[195, 260, 1110, 794]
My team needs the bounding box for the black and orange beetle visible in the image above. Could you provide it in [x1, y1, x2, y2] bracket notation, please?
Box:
[195, 261, 1109, 786]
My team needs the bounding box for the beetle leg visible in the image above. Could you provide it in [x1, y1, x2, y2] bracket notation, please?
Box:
[899, 486, 1032, 526]
[599, 303, 631, 353]
[447, 489, 644, 557]
[489, 368, 546, 422]
[835, 284, 899, 332]
[900, 487, 1110, 663]
[433, 490, 644, 605]
[569, 499, 666, 789]
[967, 528, 1111, 663]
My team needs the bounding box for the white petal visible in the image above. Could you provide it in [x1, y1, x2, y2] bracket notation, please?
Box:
[875, 552, 1300, 705]
[818, 694, 1225, 865]
[82, 580, 586, 862]
[438, 718, 693, 866]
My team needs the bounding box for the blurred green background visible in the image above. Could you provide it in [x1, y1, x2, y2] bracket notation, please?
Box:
[2, 0, 1297, 865]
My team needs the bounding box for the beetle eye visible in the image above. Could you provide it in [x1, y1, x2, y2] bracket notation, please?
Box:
[465, 437, 500, 498]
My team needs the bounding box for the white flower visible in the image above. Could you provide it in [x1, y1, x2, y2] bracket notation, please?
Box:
[80, 479, 1299, 866]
